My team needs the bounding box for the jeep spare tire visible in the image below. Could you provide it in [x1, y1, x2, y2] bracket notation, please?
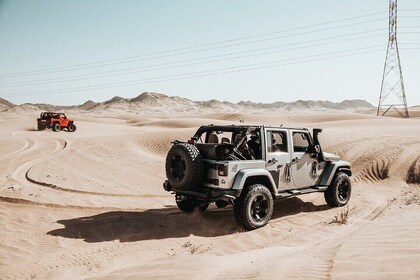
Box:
[165, 143, 203, 191]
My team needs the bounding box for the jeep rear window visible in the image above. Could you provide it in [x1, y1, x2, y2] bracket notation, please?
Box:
[266, 131, 288, 153]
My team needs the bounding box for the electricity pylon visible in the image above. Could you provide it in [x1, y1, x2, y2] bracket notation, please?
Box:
[377, 0, 409, 118]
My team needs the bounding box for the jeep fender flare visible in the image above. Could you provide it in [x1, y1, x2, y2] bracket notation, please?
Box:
[319, 160, 352, 186]
[232, 169, 277, 195]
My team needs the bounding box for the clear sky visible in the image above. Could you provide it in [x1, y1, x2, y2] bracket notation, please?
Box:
[0, 0, 419, 106]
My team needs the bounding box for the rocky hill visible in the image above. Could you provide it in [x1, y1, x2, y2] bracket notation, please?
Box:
[0, 92, 376, 113]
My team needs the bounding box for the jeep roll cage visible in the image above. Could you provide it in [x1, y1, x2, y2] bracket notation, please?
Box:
[39, 112, 67, 119]
[190, 124, 323, 160]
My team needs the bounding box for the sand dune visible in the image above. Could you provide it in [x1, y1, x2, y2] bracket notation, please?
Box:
[0, 109, 419, 279]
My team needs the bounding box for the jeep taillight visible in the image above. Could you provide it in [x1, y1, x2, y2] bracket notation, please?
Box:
[218, 163, 228, 176]
[187, 137, 196, 144]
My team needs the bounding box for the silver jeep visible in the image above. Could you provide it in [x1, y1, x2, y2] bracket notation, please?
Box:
[163, 125, 351, 230]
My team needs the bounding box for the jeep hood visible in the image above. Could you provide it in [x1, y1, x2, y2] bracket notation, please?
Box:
[323, 152, 340, 162]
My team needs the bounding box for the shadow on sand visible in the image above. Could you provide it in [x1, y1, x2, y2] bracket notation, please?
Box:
[47, 197, 330, 243]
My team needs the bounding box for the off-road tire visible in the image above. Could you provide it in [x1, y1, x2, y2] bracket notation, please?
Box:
[52, 123, 61, 132]
[234, 184, 274, 230]
[176, 197, 208, 212]
[324, 172, 351, 207]
[67, 123, 76, 132]
[37, 125, 45, 131]
[165, 143, 203, 191]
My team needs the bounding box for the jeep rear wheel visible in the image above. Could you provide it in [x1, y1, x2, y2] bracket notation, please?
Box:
[52, 123, 61, 132]
[215, 200, 229, 209]
[176, 196, 208, 212]
[165, 143, 203, 191]
[234, 184, 273, 230]
[37, 125, 45, 131]
[324, 172, 351, 207]
[67, 123, 76, 132]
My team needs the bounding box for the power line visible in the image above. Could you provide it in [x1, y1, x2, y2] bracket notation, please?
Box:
[3, 49, 384, 99]
[0, 45, 384, 98]
[0, 15, 388, 78]
[0, 30, 386, 88]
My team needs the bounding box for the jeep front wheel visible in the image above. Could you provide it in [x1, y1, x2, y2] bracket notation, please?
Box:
[37, 125, 45, 131]
[234, 184, 274, 230]
[52, 123, 61, 132]
[324, 172, 351, 207]
[67, 123, 76, 132]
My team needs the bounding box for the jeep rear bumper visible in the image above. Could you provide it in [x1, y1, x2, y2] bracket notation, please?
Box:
[163, 180, 240, 202]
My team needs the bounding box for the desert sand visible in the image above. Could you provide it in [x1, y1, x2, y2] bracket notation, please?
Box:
[0, 107, 419, 279]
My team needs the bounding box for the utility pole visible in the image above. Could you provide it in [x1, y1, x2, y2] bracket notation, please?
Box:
[377, 0, 409, 118]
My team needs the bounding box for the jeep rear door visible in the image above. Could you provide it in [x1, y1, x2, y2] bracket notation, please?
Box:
[264, 128, 293, 191]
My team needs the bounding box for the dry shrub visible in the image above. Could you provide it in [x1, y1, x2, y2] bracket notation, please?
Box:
[406, 158, 420, 184]
[182, 241, 202, 254]
[329, 207, 349, 225]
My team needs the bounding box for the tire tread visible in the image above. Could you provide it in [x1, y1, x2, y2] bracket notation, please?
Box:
[324, 172, 351, 207]
[234, 184, 273, 230]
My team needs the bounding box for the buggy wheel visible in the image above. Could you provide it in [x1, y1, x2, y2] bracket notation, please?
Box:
[37, 125, 45, 131]
[234, 184, 273, 230]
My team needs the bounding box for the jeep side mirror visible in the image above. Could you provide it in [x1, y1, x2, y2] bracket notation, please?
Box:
[310, 145, 321, 159]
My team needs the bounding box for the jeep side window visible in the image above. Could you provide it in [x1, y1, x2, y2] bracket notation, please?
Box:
[266, 131, 288, 153]
[292, 132, 310, 152]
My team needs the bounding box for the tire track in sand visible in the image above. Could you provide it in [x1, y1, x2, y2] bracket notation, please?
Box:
[24, 166, 167, 198]
[0, 132, 35, 160]
[0, 195, 146, 211]
[216, 193, 395, 280]
[8, 136, 167, 203]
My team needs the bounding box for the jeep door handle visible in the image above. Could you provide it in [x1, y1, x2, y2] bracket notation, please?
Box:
[268, 158, 278, 164]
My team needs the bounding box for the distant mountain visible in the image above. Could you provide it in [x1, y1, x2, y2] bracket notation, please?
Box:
[237, 99, 375, 111]
[0, 92, 376, 113]
[103, 96, 127, 105]
[78, 100, 98, 110]
[0, 97, 14, 111]
[339, 99, 375, 110]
